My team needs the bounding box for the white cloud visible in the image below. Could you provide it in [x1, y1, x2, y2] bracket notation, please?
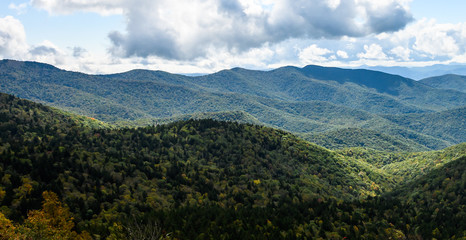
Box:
[325, 0, 341, 10]
[30, 0, 413, 61]
[450, 53, 466, 64]
[390, 46, 411, 61]
[385, 19, 464, 59]
[357, 44, 388, 60]
[8, 2, 29, 15]
[460, 23, 466, 40]
[412, 21, 459, 57]
[7, 0, 466, 74]
[337, 50, 349, 59]
[0, 16, 71, 67]
[0, 16, 29, 58]
[299, 44, 333, 64]
[29, 40, 67, 65]
[239, 0, 272, 16]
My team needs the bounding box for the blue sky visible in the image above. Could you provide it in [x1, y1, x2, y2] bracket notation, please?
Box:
[411, 0, 465, 24]
[1, 0, 466, 74]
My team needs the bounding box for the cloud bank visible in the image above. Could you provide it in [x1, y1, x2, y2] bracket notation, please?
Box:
[0, 0, 465, 74]
[31, 0, 413, 60]
[0, 16, 28, 58]
[0, 16, 65, 65]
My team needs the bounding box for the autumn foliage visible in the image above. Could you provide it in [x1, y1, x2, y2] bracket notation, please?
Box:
[0, 191, 91, 240]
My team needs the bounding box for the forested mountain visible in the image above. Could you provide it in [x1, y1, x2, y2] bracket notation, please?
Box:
[381, 106, 466, 145]
[337, 143, 466, 182]
[116, 110, 262, 127]
[304, 128, 428, 152]
[1, 60, 466, 151]
[385, 155, 466, 239]
[1, 93, 465, 239]
[420, 74, 466, 93]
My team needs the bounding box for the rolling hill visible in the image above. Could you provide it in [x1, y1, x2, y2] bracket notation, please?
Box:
[381, 106, 466, 145]
[303, 128, 429, 152]
[0, 93, 464, 239]
[1, 59, 465, 151]
[0, 92, 388, 205]
[420, 74, 466, 93]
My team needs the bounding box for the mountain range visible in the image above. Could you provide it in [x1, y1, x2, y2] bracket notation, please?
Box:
[366, 64, 466, 80]
[1, 59, 465, 152]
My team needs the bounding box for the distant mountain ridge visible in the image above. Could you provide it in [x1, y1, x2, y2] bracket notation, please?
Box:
[420, 74, 466, 93]
[366, 64, 466, 80]
[1, 59, 465, 151]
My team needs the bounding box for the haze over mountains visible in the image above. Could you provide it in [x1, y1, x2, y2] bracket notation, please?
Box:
[1, 59, 465, 152]
[366, 64, 466, 80]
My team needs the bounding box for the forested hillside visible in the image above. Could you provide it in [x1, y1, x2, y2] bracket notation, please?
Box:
[1, 60, 466, 151]
[1, 93, 465, 239]
[420, 74, 466, 93]
[304, 128, 428, 152]
[381, 106, 466, 144]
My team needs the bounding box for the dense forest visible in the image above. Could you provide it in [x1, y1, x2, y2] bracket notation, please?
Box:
[1, 93, 465, 239]
[2, 60, 466, 151]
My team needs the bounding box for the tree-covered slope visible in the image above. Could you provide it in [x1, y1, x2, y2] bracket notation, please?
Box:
[382, 106, 466, 145]
[337, 143, 466, 182]
[298, 65, 466, 111]
[157, 155, 466, 239]
[1, 93, 465, 239]
[0, 93, 391, 237]
[385, 156, 466, 239]
[304, 128, 429, 152]
[420, 74, 466, 93]
[118, 110, 263, 127]
[1, 59, 465, 151]
[195, 65, 466, 113]
[4, 59, 466, 116]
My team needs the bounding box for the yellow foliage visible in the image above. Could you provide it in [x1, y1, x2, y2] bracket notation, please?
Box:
[0, 212, 21, 239]
[266, 219, 273, 227]
[107, 222, 126, 240]
[0, 186, 5, 202]
[385, 227, 407, 239]
[25, 191, 76, 238]
[15, 177, 34, 200]
[0, 191, 92, 240]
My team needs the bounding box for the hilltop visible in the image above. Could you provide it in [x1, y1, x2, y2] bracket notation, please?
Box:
[420, 74, 466, 93]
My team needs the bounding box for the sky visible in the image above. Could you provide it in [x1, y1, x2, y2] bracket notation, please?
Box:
[1, 0, 466, 74]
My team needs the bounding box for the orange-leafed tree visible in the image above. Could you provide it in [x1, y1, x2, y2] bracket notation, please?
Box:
[0, 191, 91, 240]
[24, 191, 77, 239]
[0, 212, 20, 239]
